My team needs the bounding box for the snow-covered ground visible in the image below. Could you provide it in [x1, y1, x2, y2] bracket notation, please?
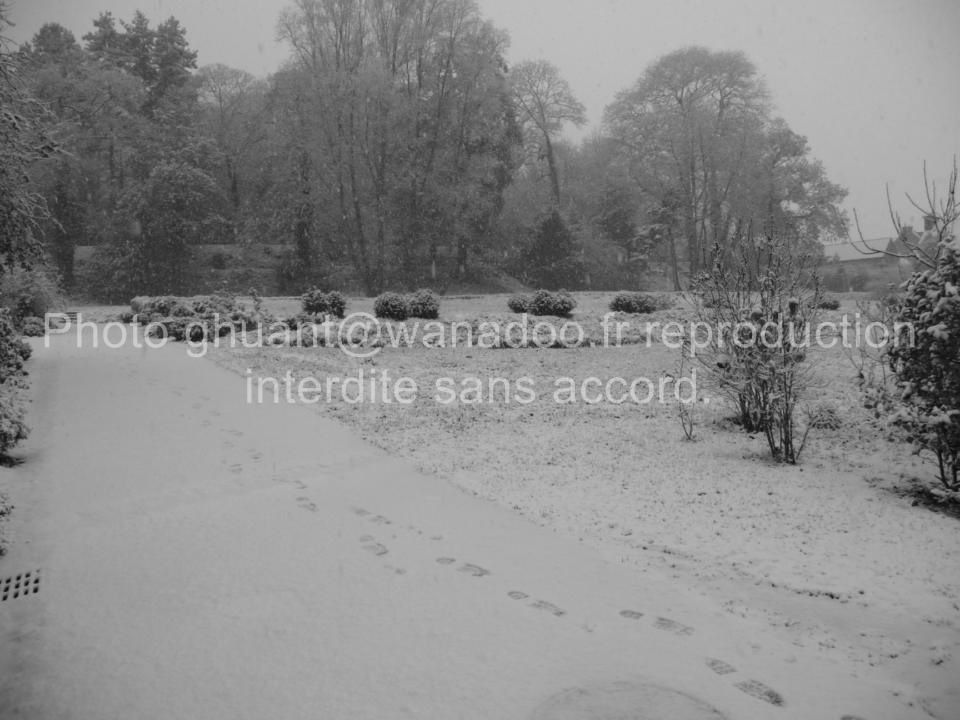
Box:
[0, 335, 956, 718]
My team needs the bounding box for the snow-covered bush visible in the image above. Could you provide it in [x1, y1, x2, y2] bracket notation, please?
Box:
[888, 238, 960, 490]
[0, 308, 31, 457]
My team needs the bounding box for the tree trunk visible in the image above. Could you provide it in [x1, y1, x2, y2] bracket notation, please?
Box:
[667, 227, 681, 290]
[544, 133, 561, 206]
[457, 239, 467, 279]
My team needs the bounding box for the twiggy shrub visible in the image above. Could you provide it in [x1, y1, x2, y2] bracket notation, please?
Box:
[689, 234, 823, 464]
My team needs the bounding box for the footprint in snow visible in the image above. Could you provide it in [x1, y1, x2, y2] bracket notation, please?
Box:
[705, 658, 736, 676]
[734, 679, 784, 706]
[530, 599, 565, 617]
[619, 610, 644, 620]
[654, 616, 695, 636]
[458, 563, 490, 578]
[361, 541, 388, 557]
[296, 496, 317, 512]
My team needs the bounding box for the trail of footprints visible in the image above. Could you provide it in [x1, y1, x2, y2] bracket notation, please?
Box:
[340, 502, 873, 716]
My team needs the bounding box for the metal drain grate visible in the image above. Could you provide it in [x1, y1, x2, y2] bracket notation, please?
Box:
[1, 569, 40, 602]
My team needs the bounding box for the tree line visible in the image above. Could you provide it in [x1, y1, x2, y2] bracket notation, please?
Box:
[11, 0, 848, 299]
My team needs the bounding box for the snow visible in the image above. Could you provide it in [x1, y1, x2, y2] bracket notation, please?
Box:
[0, 337, 954, 718]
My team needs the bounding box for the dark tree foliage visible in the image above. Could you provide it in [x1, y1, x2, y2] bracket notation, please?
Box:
[0, 3, 55, 456]
[517, 211, 585, 289]
[1, 12, 57, 271]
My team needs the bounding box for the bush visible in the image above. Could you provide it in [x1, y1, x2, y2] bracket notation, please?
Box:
[815, 296, 840, 311]
[807, 403, 842, 430]
[325, 291, 346, 319]
[21, 316, 45, 337]
[609, 292, 659, 314]
[0, 491, 12, 555]
[301, 288, 347, 319]
[691, 234, 822, 464]
[0, 308, 30, 457]
[0, 265, 64, 323]
[130, 293, 262, 339]
[888, 240, 960, 490]
[301, 288, 328, 315]
[408, 289, 440, 319]
[191, 291, 238, 317]
[507, 294, 530, 313]
[133, 293, 239, 322]
[130, 296, 151, 315]
[374, 292, 410, 321]
[134, 295, 192, 317]
[527, 289, 576, 317]
[877, 291, 902, 309]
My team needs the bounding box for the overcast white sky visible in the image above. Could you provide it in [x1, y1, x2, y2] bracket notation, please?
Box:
[6, 0, 960, 239]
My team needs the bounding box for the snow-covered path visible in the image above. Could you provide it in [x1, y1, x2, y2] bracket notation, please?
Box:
[0, 338, 926, 719]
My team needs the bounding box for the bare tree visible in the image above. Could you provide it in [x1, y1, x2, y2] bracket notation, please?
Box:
[852, 157, 959, 269]
[510, 59, 586, 206]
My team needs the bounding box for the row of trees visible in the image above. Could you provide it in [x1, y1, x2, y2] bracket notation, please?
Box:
[0, 1, 58, 455]
[17, 1, 848, 298]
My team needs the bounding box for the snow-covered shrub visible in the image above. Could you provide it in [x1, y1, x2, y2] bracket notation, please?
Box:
[0, 308, 30, 457]
[609, 292, 659, 314]
[20, 316, 45, 337]
[690, 233, 823, 464]
[888, 239, 960, 490]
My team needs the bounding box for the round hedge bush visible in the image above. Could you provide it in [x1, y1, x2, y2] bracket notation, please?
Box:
[527, 289, 576, 317]
[609, 292, 658, 314]
[301, 288, 347, 318]
[374, 292, 410, 321]
[408, 289, 440, 319]
[507, 294, 530, 313]
[325, 291, 347, 319]
[301, 288, 328, 315]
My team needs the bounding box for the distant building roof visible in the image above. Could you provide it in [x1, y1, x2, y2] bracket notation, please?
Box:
[822, 238, 891, 263]
[823, 225, 949, 265]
